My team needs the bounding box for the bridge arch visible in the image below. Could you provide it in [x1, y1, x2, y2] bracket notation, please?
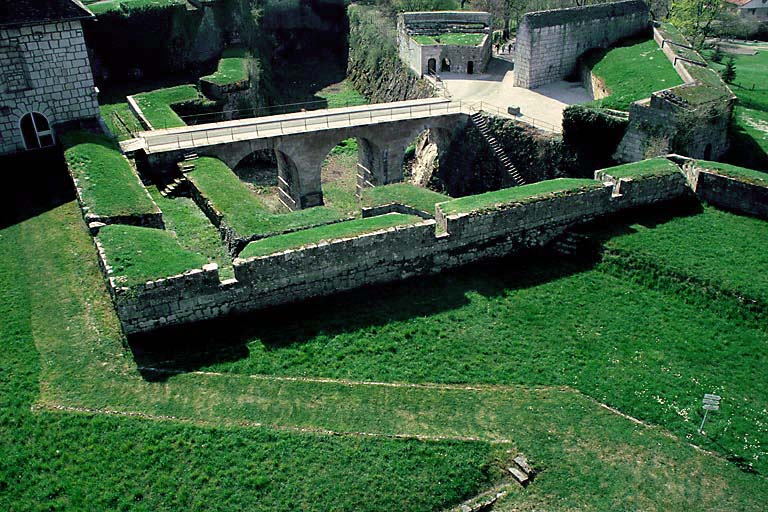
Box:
[275, 150, 303, 210]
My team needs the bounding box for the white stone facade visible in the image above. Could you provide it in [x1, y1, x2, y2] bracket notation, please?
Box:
[0, 20, 99, 155]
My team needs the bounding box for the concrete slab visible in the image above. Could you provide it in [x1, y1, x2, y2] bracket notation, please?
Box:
[441, 56, 592, 132]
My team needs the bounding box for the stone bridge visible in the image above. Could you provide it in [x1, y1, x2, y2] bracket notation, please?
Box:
[126, 98, 468, 209]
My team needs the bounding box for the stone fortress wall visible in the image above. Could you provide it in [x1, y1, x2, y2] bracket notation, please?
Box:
[614, 24, 736, 162]
[102, 160, 734, 335]
[397, 11, 493, 76]
[0, 20, 99, 154]
[513, 0, 650, 89]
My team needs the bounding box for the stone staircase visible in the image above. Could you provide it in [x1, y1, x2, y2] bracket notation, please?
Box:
[179, 152, 198, 173]
[550, 230, 593, 257]
[470, 112, 526, 187]
[507, 455, 534, 487]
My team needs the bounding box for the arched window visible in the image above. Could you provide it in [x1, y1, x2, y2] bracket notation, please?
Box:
[20, 112, 54, 150]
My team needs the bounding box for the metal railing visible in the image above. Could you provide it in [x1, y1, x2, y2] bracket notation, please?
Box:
[142, 99, 461, 153]
[465, 100, 560, 132]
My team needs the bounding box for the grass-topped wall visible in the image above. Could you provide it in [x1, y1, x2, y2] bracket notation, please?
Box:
[62, 131, 162, 227]
[186, 157, 349, 252]
[362, 183, 450, 217]
[438, 179, 603, 216]
[97, 224, 208, 287]
[239, 213, 423, 258]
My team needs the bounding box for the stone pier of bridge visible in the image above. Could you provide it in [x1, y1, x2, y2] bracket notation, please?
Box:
[129, 99, 468, 210]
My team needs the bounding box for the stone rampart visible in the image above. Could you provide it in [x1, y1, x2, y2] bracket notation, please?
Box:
[683, 163, 768, 219]
[614, 25, 736, 162]
[100, 170, 699, 334]
[513, 0, 649, 89]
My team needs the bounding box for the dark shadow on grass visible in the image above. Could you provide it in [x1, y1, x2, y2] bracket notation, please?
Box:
[128, 198, 705, 382]
[722, 119, 768, 172]
[0, 148, 75, 230]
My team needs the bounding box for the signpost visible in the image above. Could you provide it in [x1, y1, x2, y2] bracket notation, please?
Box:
[699, 394, 721, 433]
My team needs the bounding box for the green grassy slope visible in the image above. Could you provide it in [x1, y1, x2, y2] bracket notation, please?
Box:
[588, 38, 684, 111]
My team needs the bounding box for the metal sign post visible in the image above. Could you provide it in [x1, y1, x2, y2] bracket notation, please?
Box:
[699, 394, 721, 433]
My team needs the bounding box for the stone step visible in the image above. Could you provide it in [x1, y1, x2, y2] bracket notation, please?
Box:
[507, 466, 529, 485]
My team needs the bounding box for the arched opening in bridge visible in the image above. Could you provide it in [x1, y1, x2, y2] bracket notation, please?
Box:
[467, 61, 474, 75]
[319, 137, 361, 216]
[20, 112, 54, 150]
[402, 128, 451, 188]
[427, 58, 436, 75]
[232, 149, 285, 211]
[441, 58, 451, 72]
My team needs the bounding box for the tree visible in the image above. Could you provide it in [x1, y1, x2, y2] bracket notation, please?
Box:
[721, 56, 736, 83]
[669, 0, 725, 49]
[711, 44, 723, 63]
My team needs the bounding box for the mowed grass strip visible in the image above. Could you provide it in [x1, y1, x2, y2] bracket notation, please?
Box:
[133, 85, 200, 129]
[362, 183, 450, 215]
[598, 157, 680, 179]
[98, 102, 143, 140]
[62, 131, 157, 217]
[588, 38, 683, 111]
[98, 224, 207, 286]
[188, 157, 348, 238]
[695, 159, 768, 186]
[201, 47, 249, 86]
[439, 178, 601, 215]
[239, 213, 423, 259]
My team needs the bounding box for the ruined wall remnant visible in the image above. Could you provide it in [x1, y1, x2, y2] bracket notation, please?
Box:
[513, 0, 650, 89]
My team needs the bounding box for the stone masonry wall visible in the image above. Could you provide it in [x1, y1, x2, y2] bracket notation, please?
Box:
[683, 163, 768, 219]
[513, 0, 649, 89]
[101, 172, 705, 334]
[0, 20, 99, 155]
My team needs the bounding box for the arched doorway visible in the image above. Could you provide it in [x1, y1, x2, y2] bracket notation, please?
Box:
[440, 58, 451, 72]
[467, 61, 474, 74]
[20, 112, 54, 150]
[427, 58, 436, 75]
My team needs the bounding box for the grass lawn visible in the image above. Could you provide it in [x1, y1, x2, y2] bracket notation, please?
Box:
[149, 189, 235, 280]
[3, 171, 768, 508]
[97, 224, 208, 286]
[201, 47, 249, 86]
[694, 159, 768, 186]
[86, 0, 185, 14]
[136, 206, 768, 477]
[413, 33, 485, 46]
[133, 85, 202, 129]
[61, 131, 158, 218]
[362, 182, 451, 215]
[588, 38, 684, 111]
[439, 178, 602, 215]
[703, 46, 768, 170]
[598, 157, 681, 179]
[99, 102, 143, 141]
[188, 157, 349, 239]
[600, 204, 768, 309]
[239, 213, 423, 258]
[316, 81, 368, 109]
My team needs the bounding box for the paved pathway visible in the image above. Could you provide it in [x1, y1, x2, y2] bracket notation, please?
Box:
[441, 55, 592, 132]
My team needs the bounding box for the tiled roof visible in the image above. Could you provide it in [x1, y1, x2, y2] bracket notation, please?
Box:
[725, 0, 753, 6]
[0, 0, 93, 28]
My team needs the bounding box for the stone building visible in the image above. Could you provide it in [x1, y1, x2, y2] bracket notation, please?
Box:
[0, 0, 100, 155]
[726, 0, 768, 21]
[397, 11, 493, 77]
